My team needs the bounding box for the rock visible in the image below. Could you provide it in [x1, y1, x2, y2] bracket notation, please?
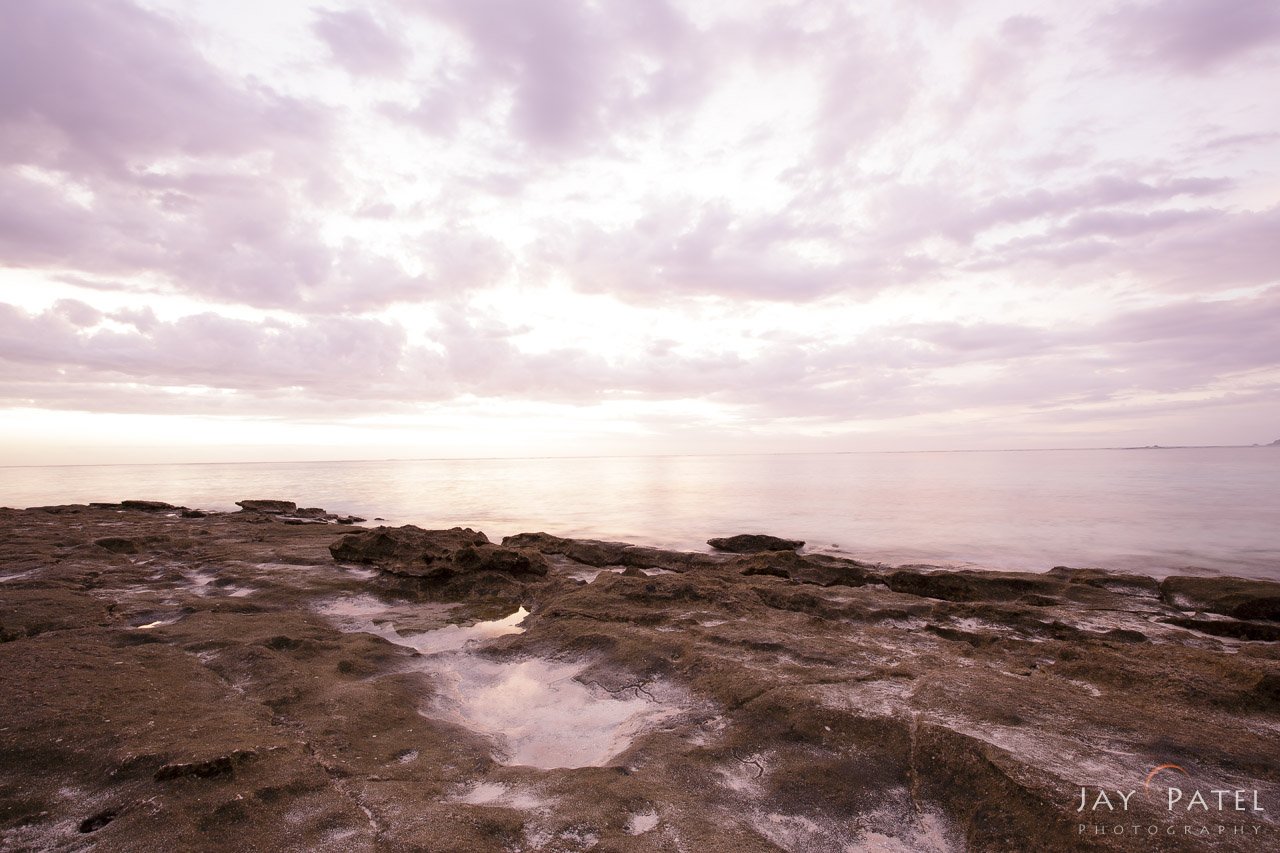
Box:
[502, 532, 630, 567]
[501, 532, 719, 572]
[616, 545, 719, 571]
[78, 809, 119, 833]
[1248, 672, 1280, 709]
[153, 749, 258, 781]
[235, 499, 298, 515]
[1046, 566, 1159, 594]
[1164, 616, 1280, 642]
[789, 554, 875, 587]
[292, 507, 329, 519]
[334, 515, 366, 525]
[886, 569, 1063, 603]
[735, 550, 833, 581]
[707, 534, 804, 553]
[329, 525, 547, 580]
[7, 500, 1280, 853]
[120, 500, 176, 511]
[1160, 576, 1280, 621]
[181, 509, 208, 518]
[94, 536, 138, 554]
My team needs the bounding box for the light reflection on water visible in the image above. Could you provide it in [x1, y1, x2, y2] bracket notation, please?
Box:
[5, 448, 1278, 577]
[317, 597, 679, 768]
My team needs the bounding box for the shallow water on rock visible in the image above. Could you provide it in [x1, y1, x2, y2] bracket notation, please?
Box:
[403, 608, 528, 655]
[317, 598, 683, 769]
[424, 655, 679, 769]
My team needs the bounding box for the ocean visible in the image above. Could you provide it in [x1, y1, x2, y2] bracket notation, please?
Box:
[3, 447, 1278, 579]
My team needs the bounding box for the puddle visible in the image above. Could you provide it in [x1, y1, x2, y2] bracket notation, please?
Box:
[316, 593, 404, 622]
[568, 567, 624, 583]
[425, 655, 681, 768]
[316, 595, 524, 654]
[401, 608, 528, 655]
[130, 613, 182, 629]
[333, 564, 379, 581]
[186, 570, 252, 598]
[318, 597, 687, 770]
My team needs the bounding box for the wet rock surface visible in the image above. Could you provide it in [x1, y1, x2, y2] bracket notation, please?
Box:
[1, 504, 1278, 852]
[707, 534, 806, 554]
[331, 526, 548, 582]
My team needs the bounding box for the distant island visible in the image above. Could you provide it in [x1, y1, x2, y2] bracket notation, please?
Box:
[1122, 441, 1280, 449]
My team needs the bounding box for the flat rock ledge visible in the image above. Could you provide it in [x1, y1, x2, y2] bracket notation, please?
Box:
[329, 525, 548, 581]
[1, 502, 1278, 852]
[706, 533, 805, 553]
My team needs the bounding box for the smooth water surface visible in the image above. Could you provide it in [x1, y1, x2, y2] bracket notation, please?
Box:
[4, 448, 1278, 577]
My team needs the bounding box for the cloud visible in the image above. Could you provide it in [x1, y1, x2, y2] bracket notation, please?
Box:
[4, 286, 1277, 429]
[1, 0, 1279, 452]
[0, 0, 323, 172]
[540, 201, 863, 302]
[0, 0, 423, 311]
[976, 204, 1280, 293]
[1103, 0, 1280, 72]
[402, 0, 713, 149]
[313, 7, 412, 77]
[0, 165, 461, 310]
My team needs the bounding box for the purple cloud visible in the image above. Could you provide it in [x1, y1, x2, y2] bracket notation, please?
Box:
[403, 0, 711, 148]
[0, 0, 323, 172]
[313, 7, 412, 77]
[4, 284, 1277, 427]
[1103, 0, 1280, 72]
[0, 0, 1278, 452]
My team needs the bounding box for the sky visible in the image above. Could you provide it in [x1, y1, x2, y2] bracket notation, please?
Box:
[1, 0, 1278, 465]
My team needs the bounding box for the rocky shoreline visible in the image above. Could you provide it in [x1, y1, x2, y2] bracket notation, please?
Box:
[1, 501, 1278, 852]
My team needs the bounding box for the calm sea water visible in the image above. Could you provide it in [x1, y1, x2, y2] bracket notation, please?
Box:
[3, 449, 1278, 579]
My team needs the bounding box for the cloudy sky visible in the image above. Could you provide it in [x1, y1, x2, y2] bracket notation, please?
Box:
[1, 0, 1278, 464]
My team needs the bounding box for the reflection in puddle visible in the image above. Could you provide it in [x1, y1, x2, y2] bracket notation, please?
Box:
[317, 595, 685, 769]
[402, 608, 528, 655]
[427, 655, 679, 769]
[132, 614, 182, 629]
[316, 595, 522, 654]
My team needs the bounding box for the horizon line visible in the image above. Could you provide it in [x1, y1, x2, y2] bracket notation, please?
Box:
[1, 443, 1274, 470]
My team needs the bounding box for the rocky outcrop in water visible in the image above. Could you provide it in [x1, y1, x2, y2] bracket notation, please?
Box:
[1, 504, 1278, 852]
[707, 533, 805, 553]
[331, 525, 548, 581]
[235, 499, 298, 514]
